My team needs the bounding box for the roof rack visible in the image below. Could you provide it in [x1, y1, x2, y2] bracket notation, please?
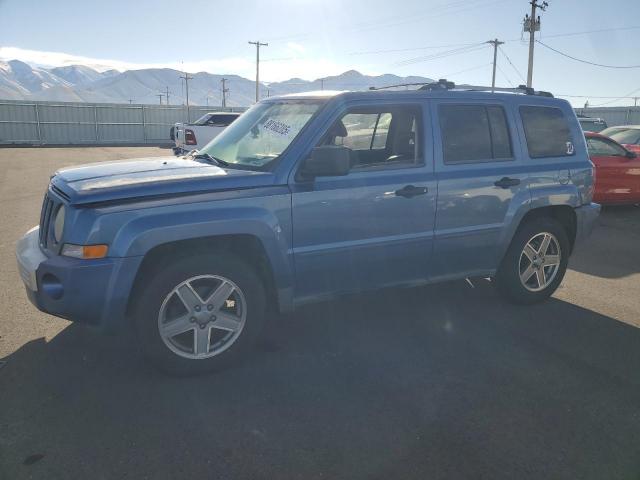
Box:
[370, 78, 553, 97]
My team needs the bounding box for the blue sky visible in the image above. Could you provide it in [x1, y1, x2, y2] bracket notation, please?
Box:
[1, 0, 639, 106]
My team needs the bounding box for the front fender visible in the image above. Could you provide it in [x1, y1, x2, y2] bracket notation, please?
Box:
[94, 192, 295, 319]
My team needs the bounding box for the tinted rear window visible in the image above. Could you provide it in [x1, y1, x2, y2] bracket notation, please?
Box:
[520, 106, 574, 158]
[207, 115, 238, 126]
[439, 104, 512, 164]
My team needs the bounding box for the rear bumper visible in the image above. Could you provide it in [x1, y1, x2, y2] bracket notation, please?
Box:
[574, 202, 600, 245]
[17, 226, 142, 333]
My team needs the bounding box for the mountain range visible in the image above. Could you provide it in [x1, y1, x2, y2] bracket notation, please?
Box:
[0, 59, 433, 107]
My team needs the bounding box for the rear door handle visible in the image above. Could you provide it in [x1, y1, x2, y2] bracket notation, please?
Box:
[395, 185, 428, 198]
[494, 177, 521, 188]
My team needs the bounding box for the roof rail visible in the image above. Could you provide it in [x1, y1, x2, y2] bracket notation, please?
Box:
[369, 82, 434, 91]
[419, 79, 553, 97]
[369, 78, 553, 97]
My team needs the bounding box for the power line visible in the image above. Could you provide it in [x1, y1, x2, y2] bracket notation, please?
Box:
[536, 40, 640, 68]
[349, 42, 481, 56]
[498, 46, 526, 83]
[345, 25, 640, 58]
[440, 62, 493, 79]
[589, 87, 640, 107]
[263, 0, 508, 43]
[495, 63, 515, 87]
[394, 43, 488, 67]
[540, 25, 640, 40]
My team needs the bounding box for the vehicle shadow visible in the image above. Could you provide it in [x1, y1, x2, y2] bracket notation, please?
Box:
[568, 205, 640, 279]
[1, 280, 640, 480]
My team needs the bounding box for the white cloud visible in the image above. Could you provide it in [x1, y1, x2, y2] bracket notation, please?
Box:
[0, 45, 371, 82]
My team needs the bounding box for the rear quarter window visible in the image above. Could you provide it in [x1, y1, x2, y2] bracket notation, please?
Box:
[520, 106, 574, 158]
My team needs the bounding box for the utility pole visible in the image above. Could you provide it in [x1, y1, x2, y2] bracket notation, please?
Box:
[524, 1, 548, 88]
[320, 78, 324, 90]
[634, 97, 638, 107]
[156, 93, 164, 105]
[180, 71, 194, 121]
[221, 78, 229, 108]
[486, 39, 504, 92]
[248, 41, 268, 102]
[165, 86, 170, 105]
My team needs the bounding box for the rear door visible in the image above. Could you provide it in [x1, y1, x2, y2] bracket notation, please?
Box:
[290, 101, 437, 301]
[430, 100, 529, 280]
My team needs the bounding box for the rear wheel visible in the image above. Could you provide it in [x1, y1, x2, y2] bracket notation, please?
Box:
[133, 253, 266, 375]
[495, 217, 569, 304]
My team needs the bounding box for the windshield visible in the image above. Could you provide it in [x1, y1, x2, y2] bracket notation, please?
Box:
[608, 128, 640, 145]
[199, 101, 322, 169]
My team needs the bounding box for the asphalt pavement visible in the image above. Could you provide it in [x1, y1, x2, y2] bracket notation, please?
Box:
[1, 147, 639, 479]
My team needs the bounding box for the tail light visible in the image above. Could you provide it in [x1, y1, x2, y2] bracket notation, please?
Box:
[185, 129, 197, 145]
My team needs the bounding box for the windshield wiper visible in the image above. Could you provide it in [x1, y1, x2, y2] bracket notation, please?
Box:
[191, 152, 230, 167]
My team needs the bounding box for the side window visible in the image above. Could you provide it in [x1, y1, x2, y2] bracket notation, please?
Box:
[439, 104, 513, 164]
[520, 106, 574, 158]
[323, 106, 421, 170]
[337, 113, 387, 150]
[586, 137, 627, 156]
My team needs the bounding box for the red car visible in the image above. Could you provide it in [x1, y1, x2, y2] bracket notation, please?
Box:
[585, 131, 640, 205]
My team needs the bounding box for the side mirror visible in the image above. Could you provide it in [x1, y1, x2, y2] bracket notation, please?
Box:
[301, 145, 351, 178]
[625, 150, 637, 159]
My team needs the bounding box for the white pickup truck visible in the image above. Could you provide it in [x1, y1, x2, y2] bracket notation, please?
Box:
[172, 112, 241, 153]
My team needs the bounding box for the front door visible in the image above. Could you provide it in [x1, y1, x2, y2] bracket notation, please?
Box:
[290, 102, 437, 302]
[430, 100, 530, 280]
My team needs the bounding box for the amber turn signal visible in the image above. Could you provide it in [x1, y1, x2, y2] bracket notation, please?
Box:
[61, 244, 109, 259]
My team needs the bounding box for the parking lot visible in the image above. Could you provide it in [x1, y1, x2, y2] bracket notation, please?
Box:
[0, 147, 639, 479]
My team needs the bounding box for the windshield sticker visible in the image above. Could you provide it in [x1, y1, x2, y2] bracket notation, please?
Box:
[263, 118, 292, 137]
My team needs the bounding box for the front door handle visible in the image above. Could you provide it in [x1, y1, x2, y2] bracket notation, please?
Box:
[494, 177, 521, 188]
[395, 185, 428, 198]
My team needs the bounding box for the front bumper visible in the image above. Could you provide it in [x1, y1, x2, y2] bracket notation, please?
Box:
[574, 202, 601, 245]
[16, 226, 141, 332]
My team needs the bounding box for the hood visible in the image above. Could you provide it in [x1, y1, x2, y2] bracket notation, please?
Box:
[51, 156, 275, 205]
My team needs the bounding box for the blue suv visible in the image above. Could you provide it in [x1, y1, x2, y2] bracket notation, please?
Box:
[17, 82, 600, 374]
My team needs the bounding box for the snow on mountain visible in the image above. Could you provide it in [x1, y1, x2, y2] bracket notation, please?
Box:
[0, 59, 434, 106]
[49, 64, 114, 86]
[1, 60, 71, 93]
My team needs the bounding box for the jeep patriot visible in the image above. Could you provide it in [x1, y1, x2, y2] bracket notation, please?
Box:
[17, 82, 600, 374]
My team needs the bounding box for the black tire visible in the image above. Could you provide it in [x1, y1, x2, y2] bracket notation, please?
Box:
[133, 253, 266, 375]
[494, 217, 570, 305]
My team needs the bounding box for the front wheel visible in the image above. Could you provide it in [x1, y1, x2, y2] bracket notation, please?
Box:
[494, 217, 570, 304]
[133, 253, 266, 375]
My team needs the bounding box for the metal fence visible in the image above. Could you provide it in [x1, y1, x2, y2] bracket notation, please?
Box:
[574, 106, 640, 127]
[0, 100, 247, 145]
[3, 100, 637, 146]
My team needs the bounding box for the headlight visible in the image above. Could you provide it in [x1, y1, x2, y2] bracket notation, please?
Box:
[53, 206, 65, 243]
